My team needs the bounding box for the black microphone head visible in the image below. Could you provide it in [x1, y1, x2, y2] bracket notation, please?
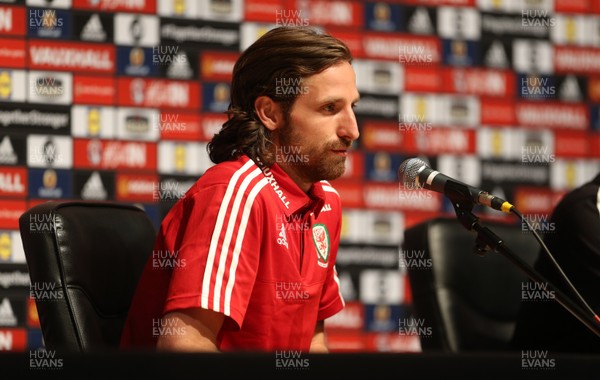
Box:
[398, 157, 429, 187]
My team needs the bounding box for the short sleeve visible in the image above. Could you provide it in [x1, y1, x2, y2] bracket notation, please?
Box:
[161, 182, 264, 329]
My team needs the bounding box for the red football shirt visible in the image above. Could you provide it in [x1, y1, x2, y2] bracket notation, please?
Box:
[120, 155, 345, 352]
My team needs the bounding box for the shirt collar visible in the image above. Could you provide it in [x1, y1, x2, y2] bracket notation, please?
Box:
[253, 158, 326, 217]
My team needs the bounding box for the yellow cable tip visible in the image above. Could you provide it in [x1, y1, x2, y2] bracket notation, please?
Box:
[501, 202, 514, 213]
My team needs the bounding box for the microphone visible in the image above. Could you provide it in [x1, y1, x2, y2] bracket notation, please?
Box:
[398, 157, 515, 213]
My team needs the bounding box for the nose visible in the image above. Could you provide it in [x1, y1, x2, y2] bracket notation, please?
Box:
[338, 106, 360, 142]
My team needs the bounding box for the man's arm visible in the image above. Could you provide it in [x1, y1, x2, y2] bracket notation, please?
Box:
[309, 320, 329, 353]
[156, 308, 225, 352]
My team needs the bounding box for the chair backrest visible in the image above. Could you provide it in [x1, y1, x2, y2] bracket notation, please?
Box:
[402, 217, 540, 352]
[19, 201, 156, 352]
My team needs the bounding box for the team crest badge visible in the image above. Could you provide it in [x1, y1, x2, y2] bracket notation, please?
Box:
[312, 224, 330, 268]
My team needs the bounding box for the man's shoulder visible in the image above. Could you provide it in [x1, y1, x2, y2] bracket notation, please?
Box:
[185, 157, 266, 198]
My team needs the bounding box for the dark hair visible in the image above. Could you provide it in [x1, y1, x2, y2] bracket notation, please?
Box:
[207, 26, 353, 165]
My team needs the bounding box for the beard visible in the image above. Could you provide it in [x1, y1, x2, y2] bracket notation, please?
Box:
[275, 120, 352, 184]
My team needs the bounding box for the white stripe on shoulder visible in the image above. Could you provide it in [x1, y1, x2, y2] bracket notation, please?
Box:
[321, 184, 339, 196]
[212, 167, 262, 312]
[201, 159, 256, 310]
[223, 177, 269, 316]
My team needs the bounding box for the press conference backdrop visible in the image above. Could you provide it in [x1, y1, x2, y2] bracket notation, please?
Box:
[1, 0, 599, 353]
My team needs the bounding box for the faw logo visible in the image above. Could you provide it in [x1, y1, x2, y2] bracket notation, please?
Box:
[312, 224, 330, 268]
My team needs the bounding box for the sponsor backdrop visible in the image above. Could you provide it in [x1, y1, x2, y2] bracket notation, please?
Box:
[0, 0, 599, 353]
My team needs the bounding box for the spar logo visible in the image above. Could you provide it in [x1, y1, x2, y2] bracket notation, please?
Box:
[312, 224, 329, 268]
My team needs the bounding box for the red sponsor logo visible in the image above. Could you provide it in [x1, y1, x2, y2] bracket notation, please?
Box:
[555, 0, 592, 13]
[365, 183, 442, 212]
[340, 151, 364, 180]
[362, 121, 403, 151]
[364, 32, 441, 63]
[72, 0, 156, 13]
[480, 98, 516, 125]
[0, 328, 27, 351]
[554, 131, 589, 158]
[402, 128, 475, 155]
[200, 113, 227, 141]
[442, 68, 514, 97]
[364, 332, 421, 353]
[118, 78, 200, 110]
[404, 66, 443, 92]
[329, 179, 364, 208]
[245, 0, 282, 22]
[283, 0, 363, 28]
[27, 298, 40, 328]
[200, 51, 239, 82]
[513, 187, 557, 215]
[28, 40, 115, 74]
[325, 331, 366, 352]
[74, 139, 157, 171]
[328, 29, 364, 58]
[116, 173, 158, 202]
[0, 200, 26, 229]
[0, 6, 25, 36]
[159, 112, 202, 141]
[554, 46, 600, 74]
[326, 301, 364, 331]
[73, 75, 115, 105]
[516, 102, 588, 130]
[0, 166, 27, 198]
[0, 38, 25, 68]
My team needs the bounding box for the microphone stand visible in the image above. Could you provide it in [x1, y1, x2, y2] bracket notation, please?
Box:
[445, 181, 600, 340]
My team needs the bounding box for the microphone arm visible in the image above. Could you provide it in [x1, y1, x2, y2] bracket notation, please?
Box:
[449, 196, 600, 340]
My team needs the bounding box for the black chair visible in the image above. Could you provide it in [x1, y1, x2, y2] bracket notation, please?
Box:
[402, 216, 540, 352]
[19, 201, 156, 352]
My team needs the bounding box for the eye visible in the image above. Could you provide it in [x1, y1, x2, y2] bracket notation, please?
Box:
[322, 104, 336, 113]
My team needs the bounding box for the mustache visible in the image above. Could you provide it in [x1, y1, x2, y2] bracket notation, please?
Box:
[327, 139, 352, 150]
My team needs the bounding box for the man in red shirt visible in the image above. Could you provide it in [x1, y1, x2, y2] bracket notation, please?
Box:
[120, 26, 360, 353]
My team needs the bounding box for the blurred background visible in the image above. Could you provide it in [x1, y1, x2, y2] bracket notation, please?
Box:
[1, 0, 599, 353]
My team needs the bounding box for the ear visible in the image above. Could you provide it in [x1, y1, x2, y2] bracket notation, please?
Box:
[254, 96, 284, 132]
